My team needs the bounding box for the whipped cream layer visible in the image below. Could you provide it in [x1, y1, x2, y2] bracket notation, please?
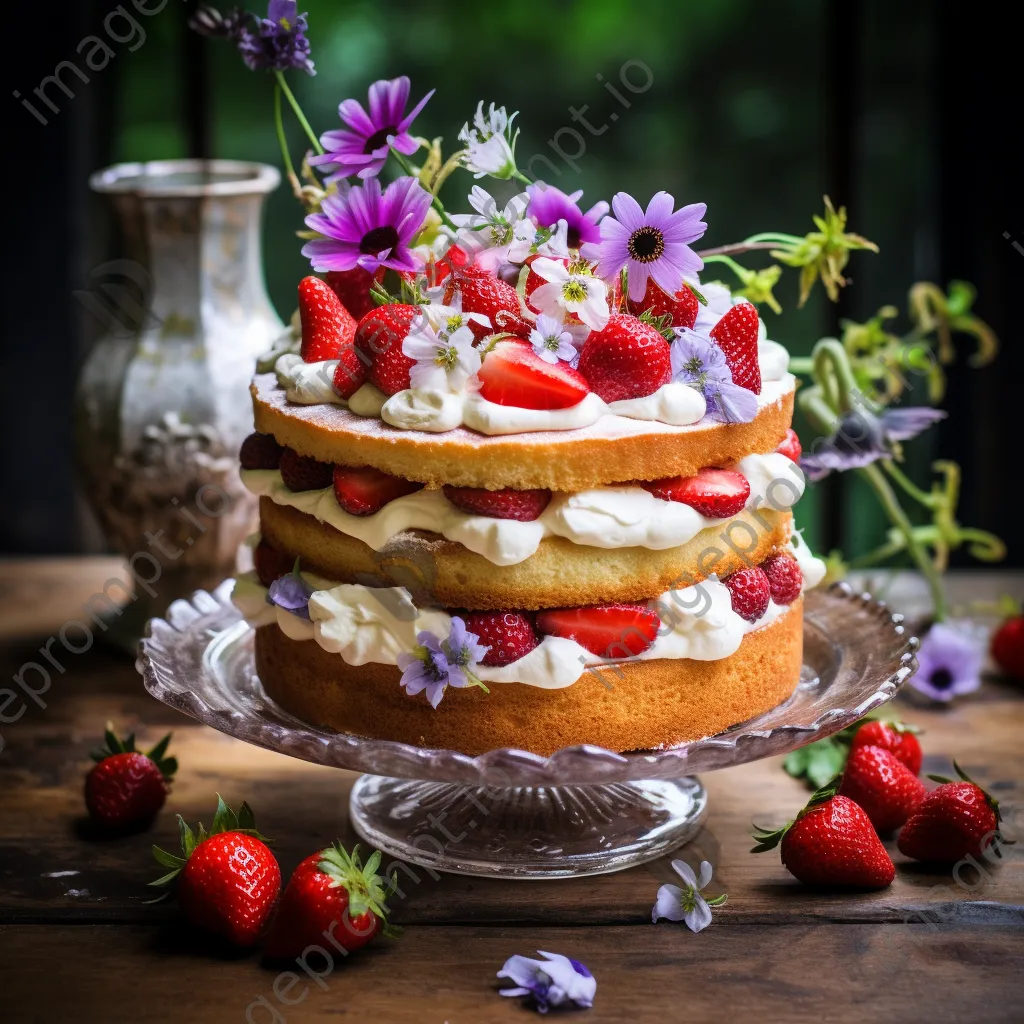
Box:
[242, 452, 805, 567]
[275, 340, 791, 437]
[233, 536, 826, 689]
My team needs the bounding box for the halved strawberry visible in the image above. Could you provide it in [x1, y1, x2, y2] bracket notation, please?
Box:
[776, 428, 802, 462]
[332, 465, 423, 516]
[462, 611, 539, 666]
[447, 266, 521, 341]
[325, 267, 384, 321]
[298, 276, 358, 363]
[577, 313, 672, 403]
[442, 485, 551, 521]
[709, 302, 761, 394]
[642, 467, 750, 518]
[626, 279, 699, 329]
[477, 339, 591, 410]
[354, 303, 420, 396]
[535, 603, 661, 658]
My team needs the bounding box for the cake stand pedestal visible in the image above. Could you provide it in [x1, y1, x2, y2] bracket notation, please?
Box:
[138, 582, 916, 880]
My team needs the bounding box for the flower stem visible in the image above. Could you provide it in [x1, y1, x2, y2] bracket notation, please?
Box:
[274, 71, 323, 155]
[513, 169, 534, 186]
[701, 253, 750, 280]
[696, 241, 781, 258]
[883, 460, 937, 508]
[273, 83, 301, 197]
[391, 149, 458, 231]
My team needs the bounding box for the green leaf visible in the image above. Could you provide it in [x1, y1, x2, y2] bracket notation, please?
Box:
[146, 733, 171, 763]
[236, 802, 257, 832]
[152, 845, 185, 870]
[783, 737, 849, 790]
[158, 756, 178, 780]
[210, 794, 237, 835]
[705, 894, 728, 907]
[148, 869, 182, 888]
[177, 814, 195, 857]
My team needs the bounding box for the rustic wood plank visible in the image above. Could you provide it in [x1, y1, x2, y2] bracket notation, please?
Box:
[0, 921, 1021, 1023]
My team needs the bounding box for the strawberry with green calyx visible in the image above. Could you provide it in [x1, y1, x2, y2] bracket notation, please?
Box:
[898, 761, 1013, 864]
[752, 776, 895, 889]
[264, 843, 397, 962]
[849, 719, 923, 775]
[85, 723, 176, 830]
[150, 796, 280, 947]
[838, 743, 926, 832]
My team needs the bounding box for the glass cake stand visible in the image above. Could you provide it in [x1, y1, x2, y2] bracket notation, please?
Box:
[137, 581, 917, 879]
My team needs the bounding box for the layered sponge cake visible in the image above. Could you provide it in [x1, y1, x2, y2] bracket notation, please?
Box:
[232, 187, 825, 756]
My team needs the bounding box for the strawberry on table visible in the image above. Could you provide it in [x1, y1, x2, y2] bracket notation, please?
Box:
[991, 610, 1024, 680]
[477, 339, 591, 410]
[333, 465, 423, 516]
[325, 267, 384, 321]
[626, 278, 699, 330]
[709, 302, 761, 394]
[150, 796, 280, 947]
[775, 428, 802, 463]
[577, 313, 672, 403]
[462, 611, 540, 666]
[642, 467, 750, 518]
[761, 554, 804, 606]
[722, 566, 771, 623]
[264, 843, 393, 962]
[838, 744, 926, 832]
[354, 303, 420, 396]
[443, 485, 552, 521]
[849, 720, 923, 775]
[279, 448, 334, 492]
[240, 432, 284, 471]
[898, 762, 1008, 864]
[298, 276, 358, 364]
[752, 779, 895, 889]
[536, 603, 661, 658]
[85, 724, 176, 830]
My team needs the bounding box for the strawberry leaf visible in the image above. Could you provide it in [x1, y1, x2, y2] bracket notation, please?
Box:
[152, 845, 185, 870]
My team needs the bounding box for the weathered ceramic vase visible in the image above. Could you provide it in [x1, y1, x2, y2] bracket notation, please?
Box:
[75, 160, 282, 646]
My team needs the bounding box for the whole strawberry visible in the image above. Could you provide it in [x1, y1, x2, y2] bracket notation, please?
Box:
[626, 278, 699, 329]
[577, 313, 672, 402]
[849, 720, 923, 775]
[298, 276, 358, 364]
[838, 744, 926, 832]
[354, 303, 420, 396]
[752, 780, 895, 889]
[85, 724, 176, 830]
[325, 266, 384, 321]
[898, 762, 1008, 864]
[991, 612, 1024, 680]
[264, 843, 393, 961]
[151, 797, 280, 947]
[447, 265, 521, 340]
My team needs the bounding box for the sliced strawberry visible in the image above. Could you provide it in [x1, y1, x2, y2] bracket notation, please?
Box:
[642, 467, 750, 518]
[626, 278, 699, 329]
[239, 432, 283, 471]
[723, 566, 771, 623]
[577, 313, 672, 403]
[776, 428, 802, 462]
[462, 611, 539, 666]
[443, 485, 551, 521]
[354, 303, 419, 396]
[709, 302, 761, 394]
[477, 339, 591, 410]
[761, 554, 803, 605]
[279, 448, 334, 492]
[447, 266, 521, 340]
[254, 540, 294, 587]
[535, 603, 661, 658]
[332, 465, 423, 516]
[298, 276, 358, 363]
[324, 267, 384, 321]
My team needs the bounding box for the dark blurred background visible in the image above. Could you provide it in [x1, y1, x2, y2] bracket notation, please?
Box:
[2, 0, 1018, 566]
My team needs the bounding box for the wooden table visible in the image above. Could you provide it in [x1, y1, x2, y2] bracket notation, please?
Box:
[1, 559, 1022, 1022]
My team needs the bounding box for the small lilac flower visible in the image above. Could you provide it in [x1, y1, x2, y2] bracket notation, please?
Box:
[403, 320, 481, 392]
[266, 565, 315, 619]
[497, 951, 596, 1013]
[529, 315, 577, 365]
[671, 327, 758, 424]
[529, 256, 610, 332]
[310, 76, 434, 182]
[585, 191, 706, 302]
[459, 102, 519, 179]
[910, 621, 985, 702]
[302, 176, 431, 274]
[800, 406, 948, 481]
[234, 1, 314, 75]
[397, 617, 490, 708]
[527, 184, 608, 250]
[652, 859, 727, 933]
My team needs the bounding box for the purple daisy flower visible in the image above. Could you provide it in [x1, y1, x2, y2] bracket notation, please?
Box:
[497, 951, 596, 1013]
[234, 1, 314, 75]
[301, 176, 431, 274]
[584, 191, 707, 302]
[527, 184, 608, 250]
[910, 621, 985, 702]
[310, 76, 434, 183]
[670, 327, 758, 424]
[397, 616, 490, 708]
[800, 406, 948, 482]
[266, 565, 315, 619]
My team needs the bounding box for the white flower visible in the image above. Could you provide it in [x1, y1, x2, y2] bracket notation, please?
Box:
[419, 291, 491, 336]
[451, 186, 536, 269]
[529, 255, 610, 331]
[402, 318, 481, 393]
[533, 218, 570, 259]
[459, 102, 519, 179]
[529, 314, 578, 365]
[651, 859, 726, 933]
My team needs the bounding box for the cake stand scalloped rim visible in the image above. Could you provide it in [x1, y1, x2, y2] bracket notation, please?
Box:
[136, 580, 918, 786]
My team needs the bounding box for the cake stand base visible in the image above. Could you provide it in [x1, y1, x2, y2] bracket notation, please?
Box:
[348, 775, 708, 879]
